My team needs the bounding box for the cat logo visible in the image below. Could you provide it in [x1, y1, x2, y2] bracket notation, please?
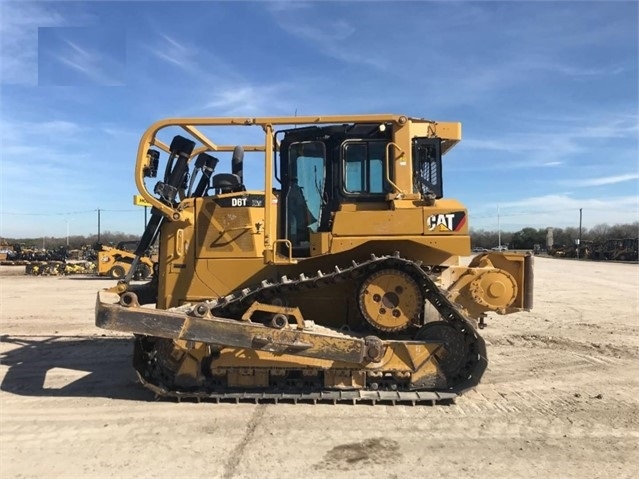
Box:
[426, 212, 466, 232]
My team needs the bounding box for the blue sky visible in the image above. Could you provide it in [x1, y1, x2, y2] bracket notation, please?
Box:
[1, 0, 637, 239]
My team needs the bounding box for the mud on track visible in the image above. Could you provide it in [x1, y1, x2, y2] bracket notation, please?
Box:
[1, 258, 637, 478]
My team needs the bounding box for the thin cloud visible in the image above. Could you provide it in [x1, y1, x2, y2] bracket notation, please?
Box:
[267, 7, 387, 70]
[378, 2, 638, 109]
[0, 116, 132, 235]
[492, 3, 634, 55]
[2, 118, 82, 137]
[461, 113, 638, 170]
[284, 20, 355, 43]
[564, 173, 639, 187]
[0, 3, 67, 85]
[470, 193, 639, 230]
[202, 83, 296, 116]
[145, 33, 245, 85]
[141, 32, 301, 117]
[498, 194, 639, 211]
[65, 39, 91, 58]
[148, 34, 196, 71]
[266, 1, 314, 14]
[1, 118, 87, 169]
[554, 64, 631, 77]
[204, 86, 259, 109]
[513, 55, 633, 79]
[55, 56, 117, 84]
[41, 29, 125, 86]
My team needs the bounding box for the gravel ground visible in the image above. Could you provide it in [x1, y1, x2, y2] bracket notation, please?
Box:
[1, 256, 637, 479]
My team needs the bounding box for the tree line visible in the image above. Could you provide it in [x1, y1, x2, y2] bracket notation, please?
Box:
[2, 222, 637, 252]
[1, 231, 141, 251]
[471, 222, 638, 250]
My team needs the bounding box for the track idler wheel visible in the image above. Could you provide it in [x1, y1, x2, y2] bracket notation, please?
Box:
[358, 269, 423, 332]
[415, 321, 468, 376]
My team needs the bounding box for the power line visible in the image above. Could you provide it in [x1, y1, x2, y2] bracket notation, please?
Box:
[0, 209, 96, 216]
[472, 207, 579, 219]
[0, 208, 139, 216]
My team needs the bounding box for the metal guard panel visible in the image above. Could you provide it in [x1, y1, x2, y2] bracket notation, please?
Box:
[332, 209, 424, 236]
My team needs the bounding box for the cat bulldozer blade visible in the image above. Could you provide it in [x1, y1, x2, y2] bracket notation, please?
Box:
[95, 114, 533, 405]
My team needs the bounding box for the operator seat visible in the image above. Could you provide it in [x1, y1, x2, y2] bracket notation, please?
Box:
[211, 173, 245, 194]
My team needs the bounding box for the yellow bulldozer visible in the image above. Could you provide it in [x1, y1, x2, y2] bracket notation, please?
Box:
[95, 114, 533, 404]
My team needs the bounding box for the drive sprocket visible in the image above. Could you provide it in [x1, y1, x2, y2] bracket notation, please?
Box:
[358, 269, 423, 332]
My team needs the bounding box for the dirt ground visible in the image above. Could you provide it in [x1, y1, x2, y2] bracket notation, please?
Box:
[0, 256, 637, 479]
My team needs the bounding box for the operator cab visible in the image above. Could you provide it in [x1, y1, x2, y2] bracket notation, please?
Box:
[277, 123, 443, 257]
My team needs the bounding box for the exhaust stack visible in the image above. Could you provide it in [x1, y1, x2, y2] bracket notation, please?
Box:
[232, 146, 244, 183]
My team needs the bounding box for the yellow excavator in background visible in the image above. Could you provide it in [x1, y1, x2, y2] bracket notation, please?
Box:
[95, 114, 533, 404]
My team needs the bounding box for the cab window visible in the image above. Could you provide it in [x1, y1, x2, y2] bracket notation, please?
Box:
[343, 141, 387, 195]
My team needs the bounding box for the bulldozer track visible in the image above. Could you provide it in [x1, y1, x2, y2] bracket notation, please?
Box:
[140, 377, 458, 405]
[136, 253, 487, 403]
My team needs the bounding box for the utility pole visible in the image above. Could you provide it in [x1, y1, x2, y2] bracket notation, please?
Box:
[497, 204, 501, 249]
[578, 208, 583, 260]
[65, 219, 69, 247]
[97, 208, 101, 243]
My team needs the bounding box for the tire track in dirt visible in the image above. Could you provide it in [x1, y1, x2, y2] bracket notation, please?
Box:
[487, 334, 639, 359]
[221, 404, 267, 479]
[2, 255, 638, 478]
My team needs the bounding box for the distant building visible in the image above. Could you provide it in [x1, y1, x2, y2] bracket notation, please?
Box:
[546, 227, 554, 249]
